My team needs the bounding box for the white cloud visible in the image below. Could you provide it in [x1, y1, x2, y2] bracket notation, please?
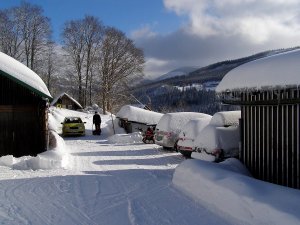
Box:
[130, 25, 157, 40]
[143, 57, 170, 79]
[132, 0, 300, 78]
[163, 0, 300, 43]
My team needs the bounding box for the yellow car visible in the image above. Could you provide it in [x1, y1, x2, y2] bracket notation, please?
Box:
[61, 117, 86, 136]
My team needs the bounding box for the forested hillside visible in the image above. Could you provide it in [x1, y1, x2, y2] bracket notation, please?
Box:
[133, 47, 299, 115]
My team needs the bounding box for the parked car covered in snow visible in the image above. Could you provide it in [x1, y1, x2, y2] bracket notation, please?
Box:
[154, 112, 212, 150]
[116, 105, 163, 134]
[192, 111, 241, 162]
[177, 117, 212, 157]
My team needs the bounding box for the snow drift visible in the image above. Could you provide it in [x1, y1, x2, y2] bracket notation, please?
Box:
[173, 159, 300, 225]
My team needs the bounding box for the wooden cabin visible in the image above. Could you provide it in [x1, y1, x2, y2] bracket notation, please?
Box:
[216, 49, 300, 189]
[0, 52, 52, 157]
[51, 92, 83, 110]
[116, 105, 163, 133]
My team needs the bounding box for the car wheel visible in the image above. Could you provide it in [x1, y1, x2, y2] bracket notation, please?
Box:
[174, 140, 179, 152]
[180, 150, 192, 158]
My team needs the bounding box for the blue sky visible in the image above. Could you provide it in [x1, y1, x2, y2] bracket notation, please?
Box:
[0, 0, 182, 42]
[1, 0, 300, 78]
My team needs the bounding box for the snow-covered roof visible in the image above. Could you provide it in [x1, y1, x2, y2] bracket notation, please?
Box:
[216, 49, 300, 93]
[50, 92, 82, 109]
[209, 111, 241, 126]
[0, 52, 52, 99]
[116, 105, 163, 125]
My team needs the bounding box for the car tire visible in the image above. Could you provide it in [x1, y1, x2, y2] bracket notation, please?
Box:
[180, 150, 192, 158]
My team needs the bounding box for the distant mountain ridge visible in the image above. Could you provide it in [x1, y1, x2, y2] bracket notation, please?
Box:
[155, 67, 199, 81]
[132, 47, 300, 114]
[136, 47, 300, 90]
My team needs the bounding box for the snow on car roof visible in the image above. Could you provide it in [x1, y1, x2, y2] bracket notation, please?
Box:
[209, 111, 241, 126]
[116, 105, 163, 125]
[156, 112, 212, 133]
[0, 52, 52, 99]
[178, 117, 212, 139]
[216, 49, 300, 93]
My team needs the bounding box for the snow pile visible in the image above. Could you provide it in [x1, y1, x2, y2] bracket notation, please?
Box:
[107, 132, 143, 144]
[216, 49, 300, 92]
[0, 108, 72, 171]
[156, 112, 212, 134]
[173, 159, 300, 225]
[0, 51, 51, 99]
[116, 105, 163, 125]
[209, 110, 241, 126]
[0, 141, 69, 171]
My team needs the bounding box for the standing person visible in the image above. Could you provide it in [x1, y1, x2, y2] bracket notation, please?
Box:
[93, 111, 101, 134]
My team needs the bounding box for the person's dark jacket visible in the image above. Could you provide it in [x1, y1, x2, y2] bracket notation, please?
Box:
[93, 113, 101, 125]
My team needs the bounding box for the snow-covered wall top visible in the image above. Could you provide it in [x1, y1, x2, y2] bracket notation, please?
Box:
[216, 49, 300, 93]
[0, 52, 52, 99]
[210, 111, 241, 126]
[116, 105, 163, 125]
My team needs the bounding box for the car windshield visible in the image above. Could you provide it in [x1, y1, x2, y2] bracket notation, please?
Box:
[65, 118, 82, 123]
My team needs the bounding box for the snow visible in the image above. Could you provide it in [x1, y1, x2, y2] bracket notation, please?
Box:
[216, 126, 240, 155]
[216, 49, 300, 93]
[193, 124, 219, 154]
[192, 111, 241, 160]
[209, 110, 241, 126]
[177, 117, 212, 149]
[107, 132, 143, 144]
[0, 107, 299, 224]
[174, 83, 203, 92]
[0, 52, 52, 99]
[156, 112, 212, 134]
[173, 158, 300, 225]
[116, 105, 163, 125]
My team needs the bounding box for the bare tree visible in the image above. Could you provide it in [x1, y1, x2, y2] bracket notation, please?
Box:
[62, 20, 86, 105]
[0, 9, 24, 58]
[82, 16, 104, 106]
[0, 2, 52, 70]
[96, 27, 145, 114]
[13, 1, 52, 70]
[62, 16, 104, 106]
[37, 41, 57, 91]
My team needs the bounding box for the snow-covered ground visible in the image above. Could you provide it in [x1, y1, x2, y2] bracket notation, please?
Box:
[0, 107, 299, 225]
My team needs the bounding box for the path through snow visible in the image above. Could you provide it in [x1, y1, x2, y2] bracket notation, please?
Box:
[0, 110, 242, 225]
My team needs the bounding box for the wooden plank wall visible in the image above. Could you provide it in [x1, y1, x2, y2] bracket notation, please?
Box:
[241, 89, 300, 189]
[0, 74, 47, 157]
